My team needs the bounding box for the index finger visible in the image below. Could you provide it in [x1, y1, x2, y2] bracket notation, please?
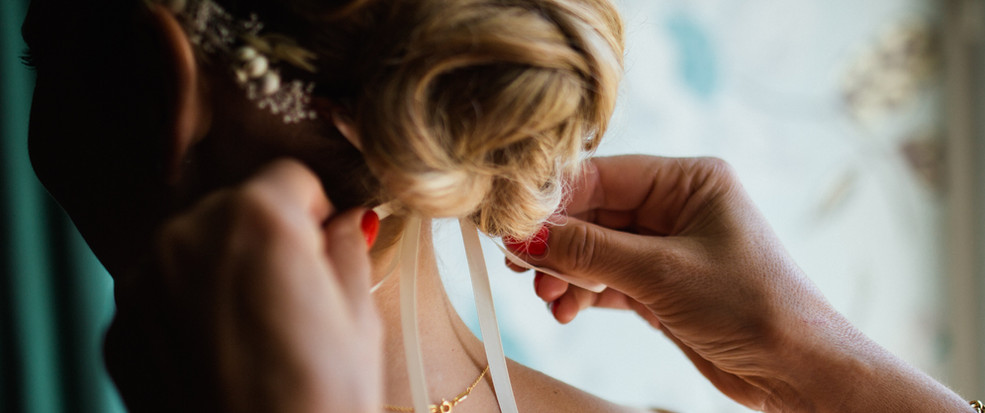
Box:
[565, 156, 733, 236]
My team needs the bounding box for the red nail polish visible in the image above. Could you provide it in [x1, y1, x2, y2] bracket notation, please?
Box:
[504, 225, 550, 256]
[361, 210, 380, 248]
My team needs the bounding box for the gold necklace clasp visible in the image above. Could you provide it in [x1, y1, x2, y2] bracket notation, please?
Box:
[431, 399, 453, 413]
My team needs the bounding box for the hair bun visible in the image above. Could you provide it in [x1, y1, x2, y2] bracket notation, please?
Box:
[353, 0, 624, 239]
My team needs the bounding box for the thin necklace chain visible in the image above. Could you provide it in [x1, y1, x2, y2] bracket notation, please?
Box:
[383, 365, 490, 413]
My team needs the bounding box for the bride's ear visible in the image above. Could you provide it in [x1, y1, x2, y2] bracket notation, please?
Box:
[146, 4, 208, 184]
[325, 104, 364, 151]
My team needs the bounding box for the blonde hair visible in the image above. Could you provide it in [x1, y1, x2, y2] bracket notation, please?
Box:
[250, 0, 623, 239]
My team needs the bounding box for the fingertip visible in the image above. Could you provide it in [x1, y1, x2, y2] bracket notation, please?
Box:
[504, 225, 550, 258]
[551, 297, 576, 324]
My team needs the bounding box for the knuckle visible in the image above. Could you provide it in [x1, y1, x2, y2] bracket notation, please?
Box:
[697, 156, 729, 169]
[266, 157, 310, 178]
[561, 224, 604, 274]
[237, 179, 277, 212]
[696, 156, 739, 184]
[162, 187, 284, 257]
[644, 245, 684, 282]
[228, 186, 292, 239]
[641, 244, 699, 298]
[264, 158, 325, 196]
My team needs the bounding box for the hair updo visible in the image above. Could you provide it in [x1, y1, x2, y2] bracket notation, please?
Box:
[229, 0, 624, 240]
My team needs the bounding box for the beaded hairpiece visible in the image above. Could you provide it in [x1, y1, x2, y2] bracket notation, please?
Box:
[159, 0, 318, 123]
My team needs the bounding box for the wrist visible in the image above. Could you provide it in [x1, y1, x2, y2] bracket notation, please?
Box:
[756, 310, 866, 412]
[762, 311, 969, 413]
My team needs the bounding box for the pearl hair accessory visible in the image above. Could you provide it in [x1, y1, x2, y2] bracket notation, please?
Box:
[160, 0, 318, 123]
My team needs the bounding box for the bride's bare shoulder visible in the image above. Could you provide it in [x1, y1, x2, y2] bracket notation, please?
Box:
[506, 359, 654, 413]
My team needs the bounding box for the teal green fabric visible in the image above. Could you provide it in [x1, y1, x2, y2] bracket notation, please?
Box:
[1, 0, 125, 411]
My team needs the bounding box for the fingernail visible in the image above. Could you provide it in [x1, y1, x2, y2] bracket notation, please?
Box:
[361, 210, 380, 249]
[504, 225, 550, 256]
[534, 273, 543, 291]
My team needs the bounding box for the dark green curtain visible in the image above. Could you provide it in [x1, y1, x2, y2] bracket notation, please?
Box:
[1, 1, 125, 412]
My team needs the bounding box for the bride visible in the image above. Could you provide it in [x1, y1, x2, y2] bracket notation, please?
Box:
[23, 0, 646, 411]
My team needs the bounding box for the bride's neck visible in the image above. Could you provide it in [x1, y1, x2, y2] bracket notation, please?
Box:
[369, 221, 491, 408]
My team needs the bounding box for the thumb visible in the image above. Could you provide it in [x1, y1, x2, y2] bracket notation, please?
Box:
[517, 217, 690, 301]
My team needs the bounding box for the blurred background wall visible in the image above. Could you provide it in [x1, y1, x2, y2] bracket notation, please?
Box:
[2, 0, 983, 412]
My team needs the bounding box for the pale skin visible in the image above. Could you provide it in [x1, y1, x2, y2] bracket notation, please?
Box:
[23, 2, 974, 412]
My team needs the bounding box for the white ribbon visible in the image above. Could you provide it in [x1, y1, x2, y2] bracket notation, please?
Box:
[459, 218, 519, 413]
[399, 216, 430, 413]
[397, 214, 589, 413]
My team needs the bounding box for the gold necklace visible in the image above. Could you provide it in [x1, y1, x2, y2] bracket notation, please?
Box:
[384, 365, 490, 413]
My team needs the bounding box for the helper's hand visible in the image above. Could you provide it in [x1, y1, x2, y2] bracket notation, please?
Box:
[105, 159, 382, 413]
[507, 155, 969, 412]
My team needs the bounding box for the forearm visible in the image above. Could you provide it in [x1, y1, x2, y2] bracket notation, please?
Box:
[768, 318, 970, 413]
